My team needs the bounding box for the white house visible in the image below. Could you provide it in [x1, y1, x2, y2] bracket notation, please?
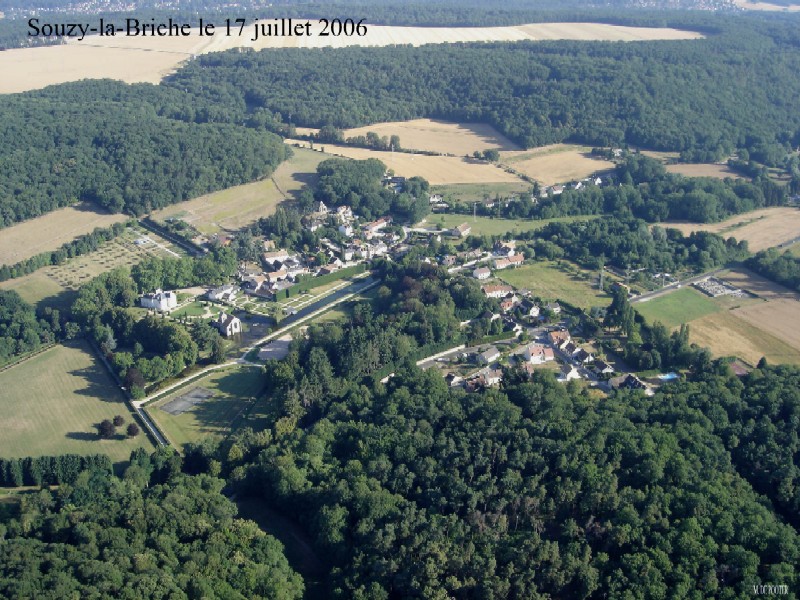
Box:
[523, 343, 555, 365]
[141, 289, 178, 311]
[494, 255, 524, 270]
[473, 267, 491, 280]
[338, 224, 354, 237]
[207, 285, 238, 302]
[213, 313, 242, 337]
[558, 364, 581, 382]
[481, 284, 514, 299]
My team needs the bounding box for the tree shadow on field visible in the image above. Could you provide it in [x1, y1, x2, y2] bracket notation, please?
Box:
[286, 172, 318, 201]
[65, 431, 98, 441]
[68, 364, 123, 403]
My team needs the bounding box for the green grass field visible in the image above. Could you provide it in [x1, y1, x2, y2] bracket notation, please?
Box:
[634, 287, 721, 329]
[422, 214, 597, 237]
[498, 260, 611, 309]
[147, 367, 269, 449]
[431, 182, 532, 202]
[0, 341, 154, 464]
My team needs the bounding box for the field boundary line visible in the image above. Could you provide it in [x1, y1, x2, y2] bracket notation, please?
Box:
[0, 343, 56, 374]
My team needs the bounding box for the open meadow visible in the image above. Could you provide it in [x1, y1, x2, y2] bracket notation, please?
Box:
[498, 260, 611, 309]
[287, 140, 524, 185]
[0, 202, 127, 266]
[423, 214, 597, 237]
[664, 163, 743, 179]
[0, 226, 183, 308]
[342, 119, 520, 155]
[151, 147, 325, 233]
[0, 341, 154, 463]
[146, 367, 269, 449]
[499, 144, 614, 186]
[0, 23, 702, 94]
[663, 207, 800, 252]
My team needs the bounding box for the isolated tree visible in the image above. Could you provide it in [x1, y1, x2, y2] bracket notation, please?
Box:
[98, 420, 115, 439]
[211, 335, 226, 364]
[113, 415, 125, 427]
[126, 423, 140, 438]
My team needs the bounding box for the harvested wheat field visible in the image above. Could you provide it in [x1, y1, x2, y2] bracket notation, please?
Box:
[733, 299, 800, 353]
[500, 144, 614, 186]
[151, 147, 326, 233]
[287, 140, 524, 185]
[0, 202, 127, 266]
[663, 207, 800, 252]
[689, 311, 800, 366]
[0, 22, 702, 94]
[341, 119, 520, 155]
[665, 163, 742, 179]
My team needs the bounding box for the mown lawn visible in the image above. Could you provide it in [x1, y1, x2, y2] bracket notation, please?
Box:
[0, 341, 153, 464]
[634, 287, 721, 329]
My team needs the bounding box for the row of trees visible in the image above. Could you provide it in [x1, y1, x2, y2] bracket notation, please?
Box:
[746, 247, 800, 292]
[0, 221, 129, 282]
[0, 454, 111, 487]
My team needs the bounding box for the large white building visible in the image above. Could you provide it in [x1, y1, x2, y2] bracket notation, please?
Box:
[140, 289, 178, 311]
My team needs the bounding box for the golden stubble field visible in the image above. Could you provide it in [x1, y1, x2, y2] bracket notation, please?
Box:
[0, 22, 702, 94]
[337, 119, 520, 155]
[664, 207, 800, 252]
[151, 147, 326, 233]
[0, 202, 127, 266]
[500, 144, 615, 186]
[286, 139, 524, 185]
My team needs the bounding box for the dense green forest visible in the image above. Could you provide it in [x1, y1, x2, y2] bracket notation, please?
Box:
[0, 458, 303, 599]
[0, 82, 288, 228]
[166, 16, 800, 159]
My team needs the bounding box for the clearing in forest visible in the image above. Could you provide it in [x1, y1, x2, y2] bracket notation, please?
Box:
[0, 341, 154, 462]
[499, 145, 614, 186]
[147, 367, 271, 449]
[340, 119, 521, 155]
[0, 202, 127, 266]
[663, 207, 800, 252]
[151, 148, 326, 234]
[287, 140, 524, 185]
[0, 23, 703, 94]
